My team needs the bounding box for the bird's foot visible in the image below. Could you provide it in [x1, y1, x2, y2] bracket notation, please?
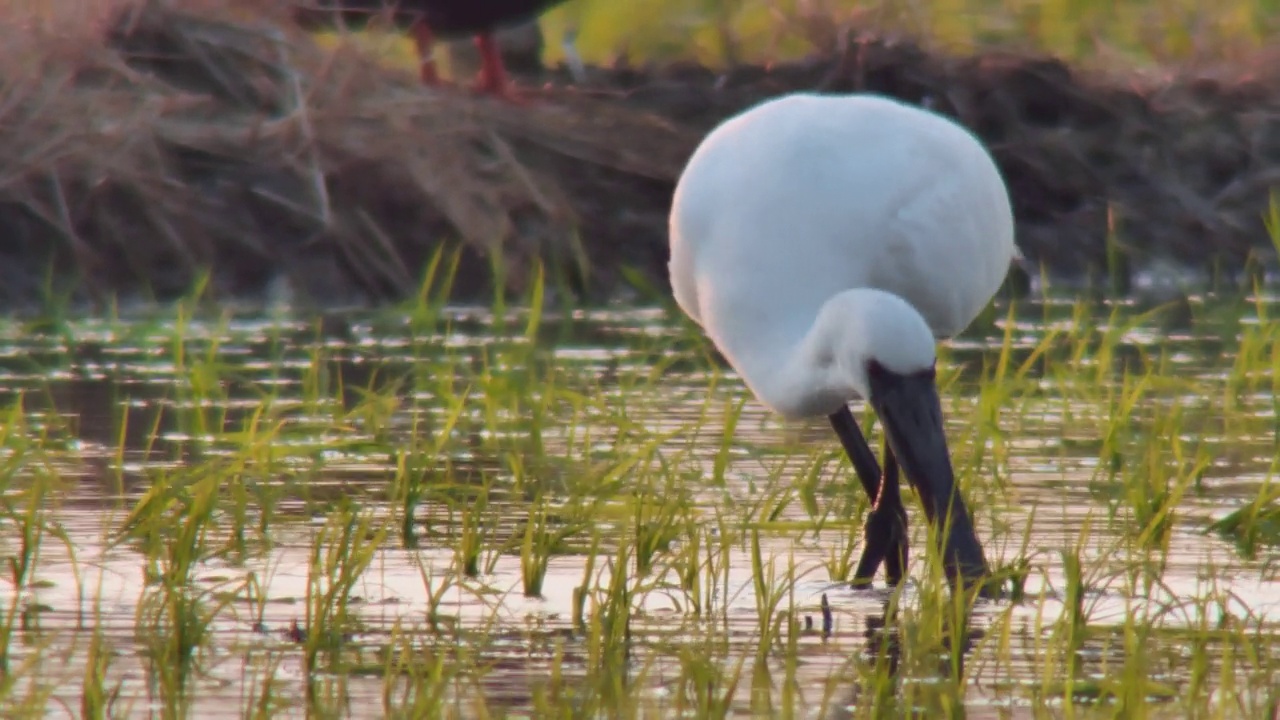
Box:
[850, 503, 909, 590]
[411, 20, 442, 87]
[419, 65, 443, 86]
[946, 558, 1002, 600]
[470, 75, 532, 105]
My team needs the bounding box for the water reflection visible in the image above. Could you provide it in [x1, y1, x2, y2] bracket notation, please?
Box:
[817, 591, 985, 719]
[2, 299, 1280, 715]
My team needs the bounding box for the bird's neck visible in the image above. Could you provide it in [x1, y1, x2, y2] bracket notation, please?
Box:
[724, 292, 871, 421]
[723, 288, 938, 421]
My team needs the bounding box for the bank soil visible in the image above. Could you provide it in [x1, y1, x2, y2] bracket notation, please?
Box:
[1, 0, 1278, 309]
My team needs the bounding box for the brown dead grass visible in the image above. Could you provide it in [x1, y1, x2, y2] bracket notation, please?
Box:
[0, 0, 1278, 309]
[0, 0, 696, 308]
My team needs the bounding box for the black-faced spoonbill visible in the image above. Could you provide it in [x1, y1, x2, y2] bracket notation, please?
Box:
[668, 92, 1019, 591]
[292, 0, 568, 102]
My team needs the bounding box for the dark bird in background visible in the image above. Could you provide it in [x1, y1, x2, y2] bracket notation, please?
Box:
[292, 0, 571, 102]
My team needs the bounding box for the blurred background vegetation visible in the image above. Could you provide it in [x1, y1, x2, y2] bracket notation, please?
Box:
[0, 0, 1275, 72]
[539, 0, 1279, 68]
[333, 0, 1280, 74]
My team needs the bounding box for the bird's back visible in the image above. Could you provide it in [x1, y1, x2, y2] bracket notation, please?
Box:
[292, 0, 567, 36]
[669, 93, 1016, 359]
[417, 0, 568, 34]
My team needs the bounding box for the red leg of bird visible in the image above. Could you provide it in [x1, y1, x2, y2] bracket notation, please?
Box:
[410, 20, 442, 86]
[472, 32, 528, 104]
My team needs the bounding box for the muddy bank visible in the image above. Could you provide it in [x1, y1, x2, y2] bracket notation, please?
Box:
[1, 1, 1278, 310]
[559, 50, 1280, 292]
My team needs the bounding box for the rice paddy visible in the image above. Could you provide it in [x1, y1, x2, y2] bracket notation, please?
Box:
[0, 257, 1277, 718]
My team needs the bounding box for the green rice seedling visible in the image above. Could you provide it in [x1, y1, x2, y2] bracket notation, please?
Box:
[672, 642, 746, 719]
[511, 436, 631, 598]
[747, 532, 815, 659]
[864, 580, 969, 716]
[573, 532, 602, 628]
[522, 262, 547, 342]
[1265, 189, 1280, 260]
[378, 623, 452, 719]
[820, 520, 862, 583]
[1049, 583, 1182, 709]
[1225, 320, 1267, 416]
[391, 384, 473, 545]
[1089, 301, 1136, 384]
[1135, 415, 1207, 555]
[702, 509, 738, 618]
[488, 255, 512, 336]
[773, 630, 803, 720]
[1207, 472, 1280, 560]
[586, 538, 634, 670]
[0, 462, 49, 677]
[1117, 599, 1180, 710]
[243, 569, 271, 634]
[837, 644, 898, 720]
[343, 389, 411, 458]
[164, 305, 237, 460]
[126, 470, 247, 715]
[303, 672, 356, 720]
[1063, 296, 1105, 373]
[13, 246, 1280, 716]
[790, 445, 836, 524]
[666, 505, 737, 617]
[711, 397, 747, 487]
[1095, 368, 1146, 492]
[293, 344, 333, 424]
[985, 511, 1036, 602]
[116, 467, 203, 579]
[1104, 211, 1132, 298]
[1056, 532, 1092, 689]
[396, 652, 463, 719]
[80, 623, 122, 720]
[215, 413, 301, 560]
[452, 480, 498, 578]
[468, 301, 564, 496]
[968, 301, 1067, 470]
[404, 246, 464, 341]
[24, 265, 77, 339]
[520, 500, 555, 597]
[630, 474, 691, 579]
[241, 651, 290, 720]
[530, 638, 573, 716]
[573, 430, 665, 503]
[409, 552, 471, 633]
[738, 468, 801, 534]
[302, 503, 387, 667]
[0, 647, 57, 716]
[1172, 590, 1232, 711]
[520, 497, 594, 597]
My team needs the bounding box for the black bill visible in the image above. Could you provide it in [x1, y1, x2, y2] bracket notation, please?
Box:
[867, 361, 989, 586]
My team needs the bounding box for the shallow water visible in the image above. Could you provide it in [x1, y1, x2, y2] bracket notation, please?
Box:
[2, 297, 1279, 718]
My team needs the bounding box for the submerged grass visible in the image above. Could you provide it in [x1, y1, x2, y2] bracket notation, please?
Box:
[2, 256, 1280, 715]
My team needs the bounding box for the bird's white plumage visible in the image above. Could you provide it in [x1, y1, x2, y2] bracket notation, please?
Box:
[669, 92, 1018, 419]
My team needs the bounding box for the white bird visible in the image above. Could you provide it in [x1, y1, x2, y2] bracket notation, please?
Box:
[669, 92, 1019, 591]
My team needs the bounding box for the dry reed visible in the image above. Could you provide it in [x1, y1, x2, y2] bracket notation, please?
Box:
[0, 0, 1276, 308]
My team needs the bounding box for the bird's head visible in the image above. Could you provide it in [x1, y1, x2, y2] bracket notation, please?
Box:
[823, 288, 988, 583]
[818, 288, 937, 401]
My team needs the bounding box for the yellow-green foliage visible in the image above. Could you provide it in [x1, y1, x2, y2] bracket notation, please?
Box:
[542, 0, 1275, 66]
[353, 0, 1279, 72]
[1, 0, 1273, 77]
